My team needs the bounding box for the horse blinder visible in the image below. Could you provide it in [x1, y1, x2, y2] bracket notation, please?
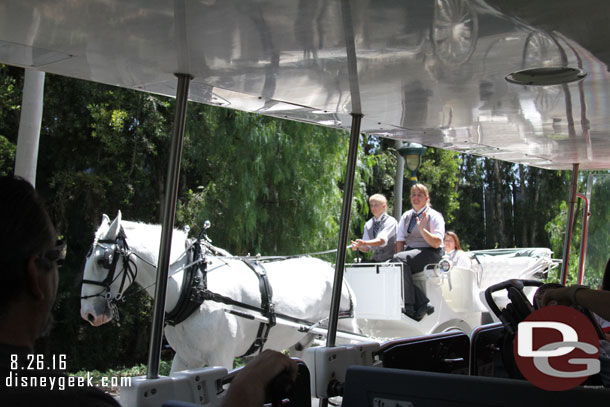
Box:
[99, 247, 116, 270]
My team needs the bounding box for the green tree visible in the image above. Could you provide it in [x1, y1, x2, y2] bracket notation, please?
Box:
[0, 65, 22, 176]
[418, 148, 460, 226]
[177, 105, 370, 258]
[547, 172, 610, 287]
[453, 154, 485, 250]
[585, 173, 610, 287]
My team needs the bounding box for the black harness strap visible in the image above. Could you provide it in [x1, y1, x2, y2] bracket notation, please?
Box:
[165, 239, 207, 326]
[238, 260, 276, 357]
[81, 227, 136, 301]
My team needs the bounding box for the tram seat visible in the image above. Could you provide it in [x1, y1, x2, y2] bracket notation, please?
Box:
[342, 365, 610, 407]
[120, 366, 228, 407]
[378, 330, 469, 374]
[469, 322, 508, 377]
[162, 401, 199, 407]
[161, 361, 311, 407]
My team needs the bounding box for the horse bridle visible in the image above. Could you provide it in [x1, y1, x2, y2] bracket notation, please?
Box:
[81, 227, 138, 319]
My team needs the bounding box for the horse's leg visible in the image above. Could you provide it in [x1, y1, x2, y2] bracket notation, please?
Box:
[170, 353, 189, 373]
[337, 317, 362, 344]
[206, 349, 236, 370]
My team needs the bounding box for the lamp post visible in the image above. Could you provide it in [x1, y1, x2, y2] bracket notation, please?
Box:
[398, 142, 427, 187]
[394, 142, 426, 219]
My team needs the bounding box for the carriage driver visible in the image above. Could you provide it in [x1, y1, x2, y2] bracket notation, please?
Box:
[351, 194, 397, 262]
[393, 183, 445, 321]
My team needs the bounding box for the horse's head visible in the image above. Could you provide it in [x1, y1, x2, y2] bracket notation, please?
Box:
[80, 211, 136, 326]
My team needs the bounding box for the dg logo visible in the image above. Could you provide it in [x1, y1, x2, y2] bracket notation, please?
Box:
[514, 305, 600, 391]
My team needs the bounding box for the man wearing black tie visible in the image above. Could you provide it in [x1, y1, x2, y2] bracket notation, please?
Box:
[393, 184, 445, 321]
[351, 194, 397, 262]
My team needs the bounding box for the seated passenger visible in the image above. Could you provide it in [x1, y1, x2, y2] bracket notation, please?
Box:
[539, 282, 610, 387]
[0, 176, 298, 407]
[0, 176, 120, 406]
[223, 349, 297, 407]
[542, 285, 610, 322]
[443, 231, 471, 269]
[351, 194, 397, 262]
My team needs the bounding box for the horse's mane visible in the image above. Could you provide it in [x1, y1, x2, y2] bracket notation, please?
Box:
[95, 219, 188, 265]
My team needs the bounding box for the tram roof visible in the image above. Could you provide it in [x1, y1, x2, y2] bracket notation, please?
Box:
[1, 0, 609, 170]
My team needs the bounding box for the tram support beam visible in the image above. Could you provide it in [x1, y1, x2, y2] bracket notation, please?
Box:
[147, 74, 192, 379]
[14, 69, 45, 186]
[326, 113, 362, 348]
[560, 163, 579, 284]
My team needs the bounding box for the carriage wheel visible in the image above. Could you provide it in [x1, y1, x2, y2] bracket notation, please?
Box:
[521, 31, 564, 113]
[432, 0, 478, 66]
[522, 31, 564, 69]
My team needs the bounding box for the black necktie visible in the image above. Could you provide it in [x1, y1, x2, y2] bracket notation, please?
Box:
[407, 208, 426, 233]
[372, 220, 381, 238]
[372, 214, 386, 238]
[407, 214, 418, 233]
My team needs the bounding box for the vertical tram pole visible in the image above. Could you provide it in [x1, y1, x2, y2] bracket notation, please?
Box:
[147, 74, 192, 379]
[14, 69, 45, 186]
[326, 113, 362, 347]
[322, 1, 361, 404]
[560, 163, 579, 285]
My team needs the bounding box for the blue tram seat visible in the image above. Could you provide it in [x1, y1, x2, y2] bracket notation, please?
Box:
[378, 330, 469, 374]
[469, 322, 509, 378]
[343, 365, 610, 407]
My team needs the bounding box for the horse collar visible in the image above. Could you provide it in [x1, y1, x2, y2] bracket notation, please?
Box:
[165, 238, 208, 326]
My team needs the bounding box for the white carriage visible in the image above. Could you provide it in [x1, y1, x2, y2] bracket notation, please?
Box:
[344, 248, 558, 339]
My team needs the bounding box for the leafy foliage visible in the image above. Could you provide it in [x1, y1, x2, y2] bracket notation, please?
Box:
[0, 65, 22, 176]
[176, 106, 362, 256]
[546, 173, 610, 287]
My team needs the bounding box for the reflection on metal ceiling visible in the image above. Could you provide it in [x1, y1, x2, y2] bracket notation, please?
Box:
[0, 0, 609, 170]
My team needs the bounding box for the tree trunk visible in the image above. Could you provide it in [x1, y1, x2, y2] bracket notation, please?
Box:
[393, 140, 405, 219]
[519, 165, 527, 246]
[530, 169, 541, 245]
[493, 160, 506, 247]
[511, 181, 518, 247]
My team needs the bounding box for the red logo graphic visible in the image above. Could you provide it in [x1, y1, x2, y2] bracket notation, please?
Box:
[514, 305, 600, 391]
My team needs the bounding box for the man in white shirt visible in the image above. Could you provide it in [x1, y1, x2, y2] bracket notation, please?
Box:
[351, 194, 397, 262]
[393, 184, 445, 321]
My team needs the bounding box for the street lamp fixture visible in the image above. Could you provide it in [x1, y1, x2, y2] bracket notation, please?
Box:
[398, 142, 427, 183]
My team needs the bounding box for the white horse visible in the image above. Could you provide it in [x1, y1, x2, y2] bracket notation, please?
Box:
[80, 211, 358, 372]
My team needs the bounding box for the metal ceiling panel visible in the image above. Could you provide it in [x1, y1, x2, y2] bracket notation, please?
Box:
[1, 0, 609, 170]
